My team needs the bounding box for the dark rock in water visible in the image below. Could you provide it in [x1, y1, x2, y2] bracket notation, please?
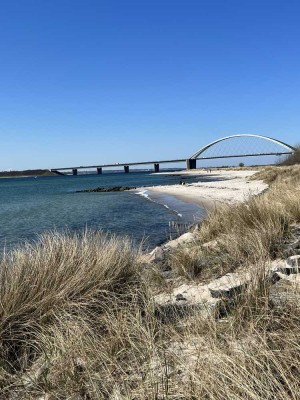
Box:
[77, 186, 136, 193]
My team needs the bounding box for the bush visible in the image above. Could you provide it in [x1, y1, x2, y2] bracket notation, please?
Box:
[280, 145, 300, 165]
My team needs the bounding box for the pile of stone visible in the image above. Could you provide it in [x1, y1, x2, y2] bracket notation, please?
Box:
[149, 223, 300, 321]
[154, 255, 300, 321]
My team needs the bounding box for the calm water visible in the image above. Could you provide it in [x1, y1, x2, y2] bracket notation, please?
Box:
[0, 171, 206, 250]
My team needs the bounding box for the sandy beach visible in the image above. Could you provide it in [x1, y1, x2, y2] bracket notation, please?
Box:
[137, 169, 268, 211]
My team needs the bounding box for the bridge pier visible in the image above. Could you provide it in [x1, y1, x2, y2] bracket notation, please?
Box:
[72, 168, 78, 176]
[186, 159, 196, 170]
[154, 163, 159, 173]
[124, 165, 129, 173]
[97, 167, 102, 175]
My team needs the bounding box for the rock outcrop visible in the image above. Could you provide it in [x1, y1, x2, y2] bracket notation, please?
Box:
[77, 186, 136, 193]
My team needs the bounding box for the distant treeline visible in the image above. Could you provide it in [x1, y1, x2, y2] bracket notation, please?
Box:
[0, 169, 59, 177]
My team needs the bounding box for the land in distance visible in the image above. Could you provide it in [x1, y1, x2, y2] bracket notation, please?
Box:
[0, 169, 60, 178]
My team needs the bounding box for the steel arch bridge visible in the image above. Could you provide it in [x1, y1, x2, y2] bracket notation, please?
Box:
[186, 134, 295, 169]
[51, 133, 295, 174]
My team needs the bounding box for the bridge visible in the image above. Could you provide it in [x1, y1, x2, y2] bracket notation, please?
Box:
[51, 134, 295, 175]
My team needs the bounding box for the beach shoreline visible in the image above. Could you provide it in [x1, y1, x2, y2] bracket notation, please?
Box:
[134, 169, 268, 212]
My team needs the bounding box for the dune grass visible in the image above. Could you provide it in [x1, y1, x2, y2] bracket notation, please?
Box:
[169, 165, 300, 280]
[252, 163, 300, 184]
[0, 231, 149, 398]
[0, 166, 300, 399]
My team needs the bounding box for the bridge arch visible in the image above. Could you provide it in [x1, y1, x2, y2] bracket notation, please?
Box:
[189, 134, 295, 160]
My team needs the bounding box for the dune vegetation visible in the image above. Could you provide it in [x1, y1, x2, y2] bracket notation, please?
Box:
[0, 165, 299, 399]
[170, 165, 300, 280]
[280, 145, 300, 166]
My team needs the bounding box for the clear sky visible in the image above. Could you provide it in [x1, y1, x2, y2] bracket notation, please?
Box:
[0, 0, 299, 170]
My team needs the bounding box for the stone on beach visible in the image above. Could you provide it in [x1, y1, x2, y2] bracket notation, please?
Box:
[208, 272, 251, 299]
[154, 282, 221, 319]
[271, 256, 300, 276]
[148, 246, 165, 262]
[164, 232, 196, 249]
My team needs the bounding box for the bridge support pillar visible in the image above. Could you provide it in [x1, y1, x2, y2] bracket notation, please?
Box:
[186, 159, 196, 170]
[97, 167, 102, 175]
[124, 165, 129, 173]
[72, 168, 78, 176]
[154, 163, 159, 173]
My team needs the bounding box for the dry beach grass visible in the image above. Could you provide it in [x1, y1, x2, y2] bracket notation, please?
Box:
[170, 165, 300, 280]
[0, 165, 299, 399]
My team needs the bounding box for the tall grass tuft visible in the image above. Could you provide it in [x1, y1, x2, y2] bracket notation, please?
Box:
[0, 231, 149, 397]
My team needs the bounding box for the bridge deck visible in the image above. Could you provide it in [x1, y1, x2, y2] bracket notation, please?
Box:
[51, 159, 187, 171]
[51, 152, 292, 172]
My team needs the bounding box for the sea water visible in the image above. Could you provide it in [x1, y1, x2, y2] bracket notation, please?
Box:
[0, 171, 206, 250]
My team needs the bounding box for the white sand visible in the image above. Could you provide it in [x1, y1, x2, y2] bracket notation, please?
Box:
[138, 169, 268, 210]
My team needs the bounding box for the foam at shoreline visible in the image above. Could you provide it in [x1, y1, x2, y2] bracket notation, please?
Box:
[134, 188, 206, 223]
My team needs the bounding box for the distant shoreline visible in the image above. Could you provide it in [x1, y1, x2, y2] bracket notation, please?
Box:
[0, 169, 59, 178]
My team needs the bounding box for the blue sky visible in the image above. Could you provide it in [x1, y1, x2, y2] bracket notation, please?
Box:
[0, 0, 299, 170]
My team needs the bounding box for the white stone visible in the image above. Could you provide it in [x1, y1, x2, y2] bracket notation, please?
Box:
[208, 272, 251, 298]
[164, 232, 196, 249]
[140, 246, 165, 263]
[155, 282, 219, 309]
[270, 258, 299, 276]
[148, 246, 165, 262]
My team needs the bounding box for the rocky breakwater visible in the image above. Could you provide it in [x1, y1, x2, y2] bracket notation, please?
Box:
[143, 223, 300, 322]
[77, 186, 136, 193]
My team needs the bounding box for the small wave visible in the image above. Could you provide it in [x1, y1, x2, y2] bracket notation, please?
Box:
[173, 209, 183, 218]
[135, 189, 149, 199]
[135, 189, 160, 205]
[135, 190, 190, 221]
